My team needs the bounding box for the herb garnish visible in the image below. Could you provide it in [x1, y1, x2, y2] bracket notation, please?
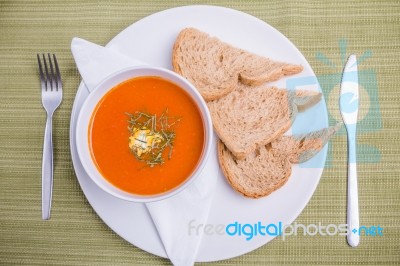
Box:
[127, 109, 181, 167]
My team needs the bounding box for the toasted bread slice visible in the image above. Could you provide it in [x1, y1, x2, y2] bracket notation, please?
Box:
[172, 28, 303, 101]
[218, 124, 341, 199]
[207, 84, 322, 159]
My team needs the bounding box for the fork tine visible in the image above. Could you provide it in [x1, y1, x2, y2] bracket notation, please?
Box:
[42, 54, 51, 91]
[53, 54, 62, 91]
[37, 54, 46, 90]
[48, 53, 56, 91]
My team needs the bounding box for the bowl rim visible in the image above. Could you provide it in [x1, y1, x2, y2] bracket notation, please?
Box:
[75, 66, 213, 202]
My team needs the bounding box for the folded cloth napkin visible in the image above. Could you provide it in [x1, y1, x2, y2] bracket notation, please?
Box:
[71, 37, 217, 266]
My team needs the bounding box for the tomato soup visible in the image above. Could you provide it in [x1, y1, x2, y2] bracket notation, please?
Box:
[89, 76, 204, 195]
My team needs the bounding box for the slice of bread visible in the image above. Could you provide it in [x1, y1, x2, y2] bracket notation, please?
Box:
[218, 123, 341, 199]
[172, 28, 303, 101]
[207, 84, 322, 159]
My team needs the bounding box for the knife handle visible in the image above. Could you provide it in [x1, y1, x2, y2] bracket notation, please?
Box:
[346, 125, 359, 247]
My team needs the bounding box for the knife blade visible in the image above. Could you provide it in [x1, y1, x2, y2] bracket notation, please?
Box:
[340, 54, 360, 247]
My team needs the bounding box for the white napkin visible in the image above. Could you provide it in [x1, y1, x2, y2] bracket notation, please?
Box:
[71, 37, 217, 266]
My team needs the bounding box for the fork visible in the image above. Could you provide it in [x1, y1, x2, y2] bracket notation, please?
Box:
[37, 54, 62, 220]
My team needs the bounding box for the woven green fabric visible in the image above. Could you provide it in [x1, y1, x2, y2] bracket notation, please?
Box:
[0, 0, 399, 265]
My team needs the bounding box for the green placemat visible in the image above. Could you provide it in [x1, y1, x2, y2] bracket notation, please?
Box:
[0, 1, 399, 265]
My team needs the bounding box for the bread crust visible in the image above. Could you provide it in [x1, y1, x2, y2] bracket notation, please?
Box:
[171, 27, 338, 199]
[218, 141, 292, 199]
[208, 86, 322, 160]
[218, 124, 341, 199]
[172, 28, 303, 101]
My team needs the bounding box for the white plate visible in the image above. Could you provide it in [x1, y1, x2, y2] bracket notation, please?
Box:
[70, 5, 328, 262]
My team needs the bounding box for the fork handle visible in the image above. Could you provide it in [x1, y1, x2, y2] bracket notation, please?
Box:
[346, 125, 359, 247]
[42, 114, 53, 220]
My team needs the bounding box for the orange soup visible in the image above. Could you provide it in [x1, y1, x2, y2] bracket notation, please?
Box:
[89, 76, 204, 195]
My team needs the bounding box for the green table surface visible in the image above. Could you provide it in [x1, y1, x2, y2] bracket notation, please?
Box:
[1, 1, 399, 265]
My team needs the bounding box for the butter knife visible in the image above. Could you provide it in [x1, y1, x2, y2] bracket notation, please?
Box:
[340, 54, 360, 247]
